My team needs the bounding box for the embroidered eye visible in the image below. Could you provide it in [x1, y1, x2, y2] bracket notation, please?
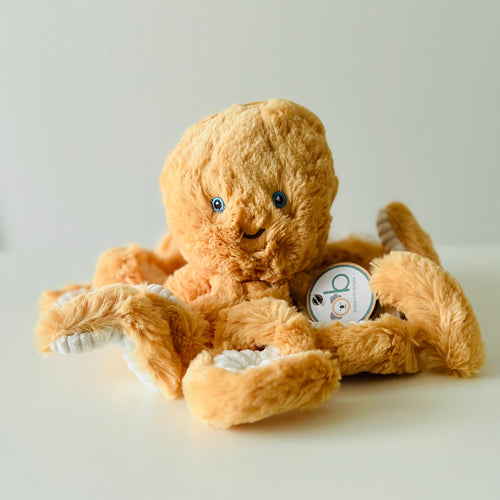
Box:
[272, 191, 287, 209]
[211, 197, 225, 213]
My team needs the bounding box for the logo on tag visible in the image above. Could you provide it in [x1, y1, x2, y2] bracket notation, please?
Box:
[307, 263, 376, 324]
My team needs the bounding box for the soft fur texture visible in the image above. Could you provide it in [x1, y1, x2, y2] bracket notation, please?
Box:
[36, 99, 484, 428]
[183, 349, 340, 428]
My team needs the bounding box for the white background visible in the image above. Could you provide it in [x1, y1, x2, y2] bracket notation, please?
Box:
[1, 0, 499, 252]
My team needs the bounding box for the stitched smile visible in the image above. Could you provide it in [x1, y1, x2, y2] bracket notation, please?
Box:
[242, 228, 265, 240]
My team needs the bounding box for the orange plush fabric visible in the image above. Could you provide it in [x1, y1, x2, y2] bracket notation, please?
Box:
[36, 99, 484, 428]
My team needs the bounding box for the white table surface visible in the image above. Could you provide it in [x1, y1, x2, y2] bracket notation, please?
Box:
[1, 247, 499, 500]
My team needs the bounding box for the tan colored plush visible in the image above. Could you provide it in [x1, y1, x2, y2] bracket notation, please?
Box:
[183, 349, 341, 428]
[36, 99, 484, 428]
[377, 202, 441, 265]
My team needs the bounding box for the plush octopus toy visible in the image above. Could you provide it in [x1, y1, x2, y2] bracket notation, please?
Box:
[36, 99, 484, 428]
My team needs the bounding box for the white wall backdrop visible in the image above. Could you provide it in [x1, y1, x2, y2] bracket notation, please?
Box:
[1, 0, 498, 252]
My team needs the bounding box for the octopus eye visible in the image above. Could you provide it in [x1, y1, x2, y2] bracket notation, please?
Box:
[272, 191, 287, 209]
[211, 197, 225, 213]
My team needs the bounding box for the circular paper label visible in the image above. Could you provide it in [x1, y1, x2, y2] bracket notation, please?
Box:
[307, 263, 375, 324]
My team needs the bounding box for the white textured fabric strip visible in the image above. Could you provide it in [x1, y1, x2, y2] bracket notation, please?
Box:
[50, 327, 157, 389]
[213, 346, 299, 373]
[377, 208, 406, 252]
[53, 287, 92, 308]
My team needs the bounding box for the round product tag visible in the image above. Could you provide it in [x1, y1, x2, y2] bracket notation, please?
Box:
[307, 263, 376, 324]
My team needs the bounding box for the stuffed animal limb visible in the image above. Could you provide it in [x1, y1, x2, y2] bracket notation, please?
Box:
[369, 251, 484, 376]
[93, 236, 187, 289]
[38, 237, 186, 314]
[377, 202, 441, 264]
[315, 205, 483, 378]
[36, 283, 211, 398]
[183, 348, 340, 428]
